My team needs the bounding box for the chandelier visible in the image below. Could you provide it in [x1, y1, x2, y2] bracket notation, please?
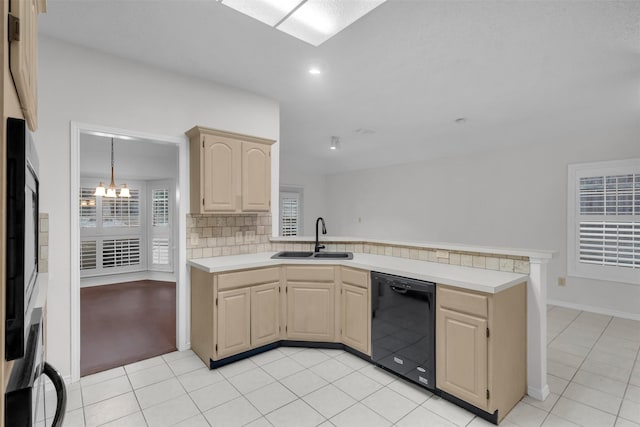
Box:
[94, 138, 130, 198]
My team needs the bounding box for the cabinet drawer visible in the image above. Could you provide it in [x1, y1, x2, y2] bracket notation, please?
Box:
[286, 266, 335, 282]
[438, 286, 488, 318]
[218, 267, 280, 290]
[341, 267, 368, 288]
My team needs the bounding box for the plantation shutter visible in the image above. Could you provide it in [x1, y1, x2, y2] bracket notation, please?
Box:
[280, 192, 300, 236]
[79, 187, 97, 228]
[148, 181, 173, 272]
[102, 238, 142, 268]
[79, 179, 147, 277]
[578, 174, 640, 269]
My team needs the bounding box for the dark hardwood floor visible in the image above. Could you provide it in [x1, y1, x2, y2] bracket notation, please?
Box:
[81, 280, 176, 377]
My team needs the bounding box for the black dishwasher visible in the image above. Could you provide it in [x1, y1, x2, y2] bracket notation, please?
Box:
[371, 271, 436, 390]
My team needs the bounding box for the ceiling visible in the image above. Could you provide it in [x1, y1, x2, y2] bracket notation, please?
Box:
[39, 0, 640, 174]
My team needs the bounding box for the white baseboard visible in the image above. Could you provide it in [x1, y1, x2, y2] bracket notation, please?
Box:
[81, 271, 176, 287]
[527, 384, 550, 401]
[179, 342, 191, 352]
[548, 299, 640, 321]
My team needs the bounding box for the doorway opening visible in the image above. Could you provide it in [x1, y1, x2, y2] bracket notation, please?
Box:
[70, 123, 188, 382]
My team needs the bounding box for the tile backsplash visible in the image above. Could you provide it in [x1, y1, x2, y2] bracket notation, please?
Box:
[187, 216, 530, 275]
[39, 213, 49, 273]
[267, 241, 530, 274]
[186, 213, 272, 259]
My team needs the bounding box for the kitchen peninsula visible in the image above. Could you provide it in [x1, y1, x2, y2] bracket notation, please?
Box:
[188, 238, 554, 423]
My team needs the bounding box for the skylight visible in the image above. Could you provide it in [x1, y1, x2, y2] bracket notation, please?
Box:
[219, 0, 387, 46]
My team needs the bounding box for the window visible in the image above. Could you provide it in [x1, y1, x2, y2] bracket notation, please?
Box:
[152, 189, 170, 227]
[148, 180, 173, 271]
[102, 189, 141, 227]
[568, 159, 640, 284]
[79, 180, 146, 276]
[280, 188, 303, 236]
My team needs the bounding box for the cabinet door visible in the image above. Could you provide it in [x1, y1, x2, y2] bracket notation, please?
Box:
[436, 307, 488, 410]
[341, 283, 369, 355]
[251, 282, 280, 347]
[202, 135, 241, 212]
[287, 283, 334, 341]
[242, 142, 270, 211]
[217, 288, 251, 359]
[10, 0, 41, 131]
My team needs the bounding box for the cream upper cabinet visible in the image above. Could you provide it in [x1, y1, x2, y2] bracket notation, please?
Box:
[203, 134, 241, 212]
[187, 126, 274, 214]
[340, 267, 370, 355]
[216, 287, 251, 359]
[285, 266, 336, 342]
[242, 142, 271, 211]
[9, 0, 45, 131]
[436, 283, 526, 423]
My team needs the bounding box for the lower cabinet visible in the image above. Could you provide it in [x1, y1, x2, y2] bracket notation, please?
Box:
[436, 283, 526, 422]
[190, 266, 281, 364]
[285, 266, 336, 342]
[251, 282, 280, 347]
[340, 267, 370, 355]
[217, 287, 251, 359]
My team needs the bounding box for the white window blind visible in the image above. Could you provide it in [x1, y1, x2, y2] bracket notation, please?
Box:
[79, 180, 146, 277]
[578, 174, 640, 269]
[569, 161, 640, 284]
[103, 238, 142, 268]
[152, 238, 170, 265]
[152, 189, 170, 227]
[148, 180, 173, 272]
[79, 187, 97, 228]
[102, 189, 141, 227]
[280, 189, 302, 237]
[281, 199, 299, 236]
[80, 240, 97, 271]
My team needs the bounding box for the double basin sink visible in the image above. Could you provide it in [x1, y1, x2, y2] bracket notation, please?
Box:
[271, 251, 354, 260]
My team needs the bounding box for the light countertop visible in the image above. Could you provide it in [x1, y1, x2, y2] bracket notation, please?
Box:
[188, 252, 528, 294]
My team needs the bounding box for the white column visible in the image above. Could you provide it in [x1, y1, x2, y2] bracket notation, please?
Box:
[527, 257, 550, 400]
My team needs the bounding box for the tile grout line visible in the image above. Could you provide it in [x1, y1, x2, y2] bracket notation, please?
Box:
[173, 362, 215, 427]
[615, 341, 640, 424]
[539, 312, 616, 426]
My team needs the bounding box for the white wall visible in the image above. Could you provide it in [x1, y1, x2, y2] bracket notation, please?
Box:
[37, 37, 280, 378]
[80, 133, 179, 180]
[325, 127, 640, 317]
[279, 169, 327, 235]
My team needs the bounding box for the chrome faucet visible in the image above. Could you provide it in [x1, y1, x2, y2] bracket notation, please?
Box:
[315, 217, 327, 253]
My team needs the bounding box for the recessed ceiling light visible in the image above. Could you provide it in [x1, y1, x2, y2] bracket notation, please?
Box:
[309, 67, 321, 75]
[330, 136, 340, 150]
[455, 118, 467, 124]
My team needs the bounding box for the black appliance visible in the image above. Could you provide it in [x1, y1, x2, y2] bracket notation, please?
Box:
[6, 117, 40, 361]
[5, 308, 66, 427]
[371, 271, 436, 390]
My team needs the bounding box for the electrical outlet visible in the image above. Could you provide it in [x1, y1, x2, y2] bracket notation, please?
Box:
[558, 276, 566, 286]
[190, 233, 199, 246]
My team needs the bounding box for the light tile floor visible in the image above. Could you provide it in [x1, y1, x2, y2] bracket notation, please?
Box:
[44, 305, 640, 426]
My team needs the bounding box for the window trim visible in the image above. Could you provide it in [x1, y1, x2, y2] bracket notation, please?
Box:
[567, 158, 640, 285]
